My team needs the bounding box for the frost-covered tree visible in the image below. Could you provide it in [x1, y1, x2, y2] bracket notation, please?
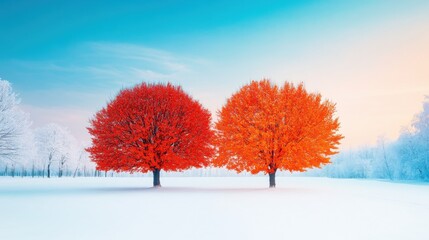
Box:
[314, 147, 374, 179]
[396, 97, 429, 180]
[412, 97, 429, 179]
[72, 145, 95, 177]
[311, 97, 429, 181]
[373, 137, 399, 179]
[0, 79, 33, 175]
[34, 123, 77, 178]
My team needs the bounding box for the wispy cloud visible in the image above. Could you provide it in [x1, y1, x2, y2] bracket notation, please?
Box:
[73, 41, 209, 84]
[86, 42, 190, 73]
[5, 42, 208, 88]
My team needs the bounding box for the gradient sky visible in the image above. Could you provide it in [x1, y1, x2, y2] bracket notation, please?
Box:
[1, 0, 429, 148]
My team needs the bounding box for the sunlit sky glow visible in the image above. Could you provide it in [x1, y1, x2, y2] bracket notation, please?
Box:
[1, 0, 429, 148]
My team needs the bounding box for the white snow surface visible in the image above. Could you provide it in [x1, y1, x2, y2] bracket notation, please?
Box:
[0, 177, 428, 240]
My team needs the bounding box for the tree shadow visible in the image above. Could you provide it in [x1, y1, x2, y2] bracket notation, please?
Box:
[88, 186, 318, 195]
[86, 186, 266, 194]
[0, 185, 319, 197]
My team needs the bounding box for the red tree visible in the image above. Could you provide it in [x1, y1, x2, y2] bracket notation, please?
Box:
[87, 82, 214, 187]
[214, 80, 343, 187]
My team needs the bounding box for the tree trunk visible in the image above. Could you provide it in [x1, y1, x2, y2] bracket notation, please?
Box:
[269, 171, 276, 188]
[47, 164, 51, 178]
[153, 169, 161, 187]
[73, 166, 79, 178]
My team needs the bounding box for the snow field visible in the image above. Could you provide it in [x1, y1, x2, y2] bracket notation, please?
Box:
[0, 177, 428, 240]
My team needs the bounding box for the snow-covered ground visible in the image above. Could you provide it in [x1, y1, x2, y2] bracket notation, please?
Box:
[0, 177, 428, 240]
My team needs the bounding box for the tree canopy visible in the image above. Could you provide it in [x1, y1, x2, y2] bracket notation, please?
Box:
[0, 80, 32, 166]
[214, 80, 343, 187]
[87, 82, 214, 186]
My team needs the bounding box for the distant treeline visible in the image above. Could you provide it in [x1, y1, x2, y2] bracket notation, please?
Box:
[310, 97, 429, 181]
[1, 79, 428, 180]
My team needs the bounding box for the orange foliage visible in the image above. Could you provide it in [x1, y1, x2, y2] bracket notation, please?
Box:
[214, 79, 343, 175]
[87, 82, 214, 175]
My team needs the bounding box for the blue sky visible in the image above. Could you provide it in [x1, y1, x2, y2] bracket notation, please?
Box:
[1, 0, 429, 147]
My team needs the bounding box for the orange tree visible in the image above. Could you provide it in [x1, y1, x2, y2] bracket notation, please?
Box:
[87, 82, 214, 187]
[214, 80, 343, 187]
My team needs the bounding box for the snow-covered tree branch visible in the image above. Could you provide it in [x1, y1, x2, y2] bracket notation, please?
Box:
[0, 80, 33, 173]
[34, 123, 77, 178]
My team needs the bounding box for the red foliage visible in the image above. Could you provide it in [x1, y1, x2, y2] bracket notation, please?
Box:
[87, 82, 214, 179]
